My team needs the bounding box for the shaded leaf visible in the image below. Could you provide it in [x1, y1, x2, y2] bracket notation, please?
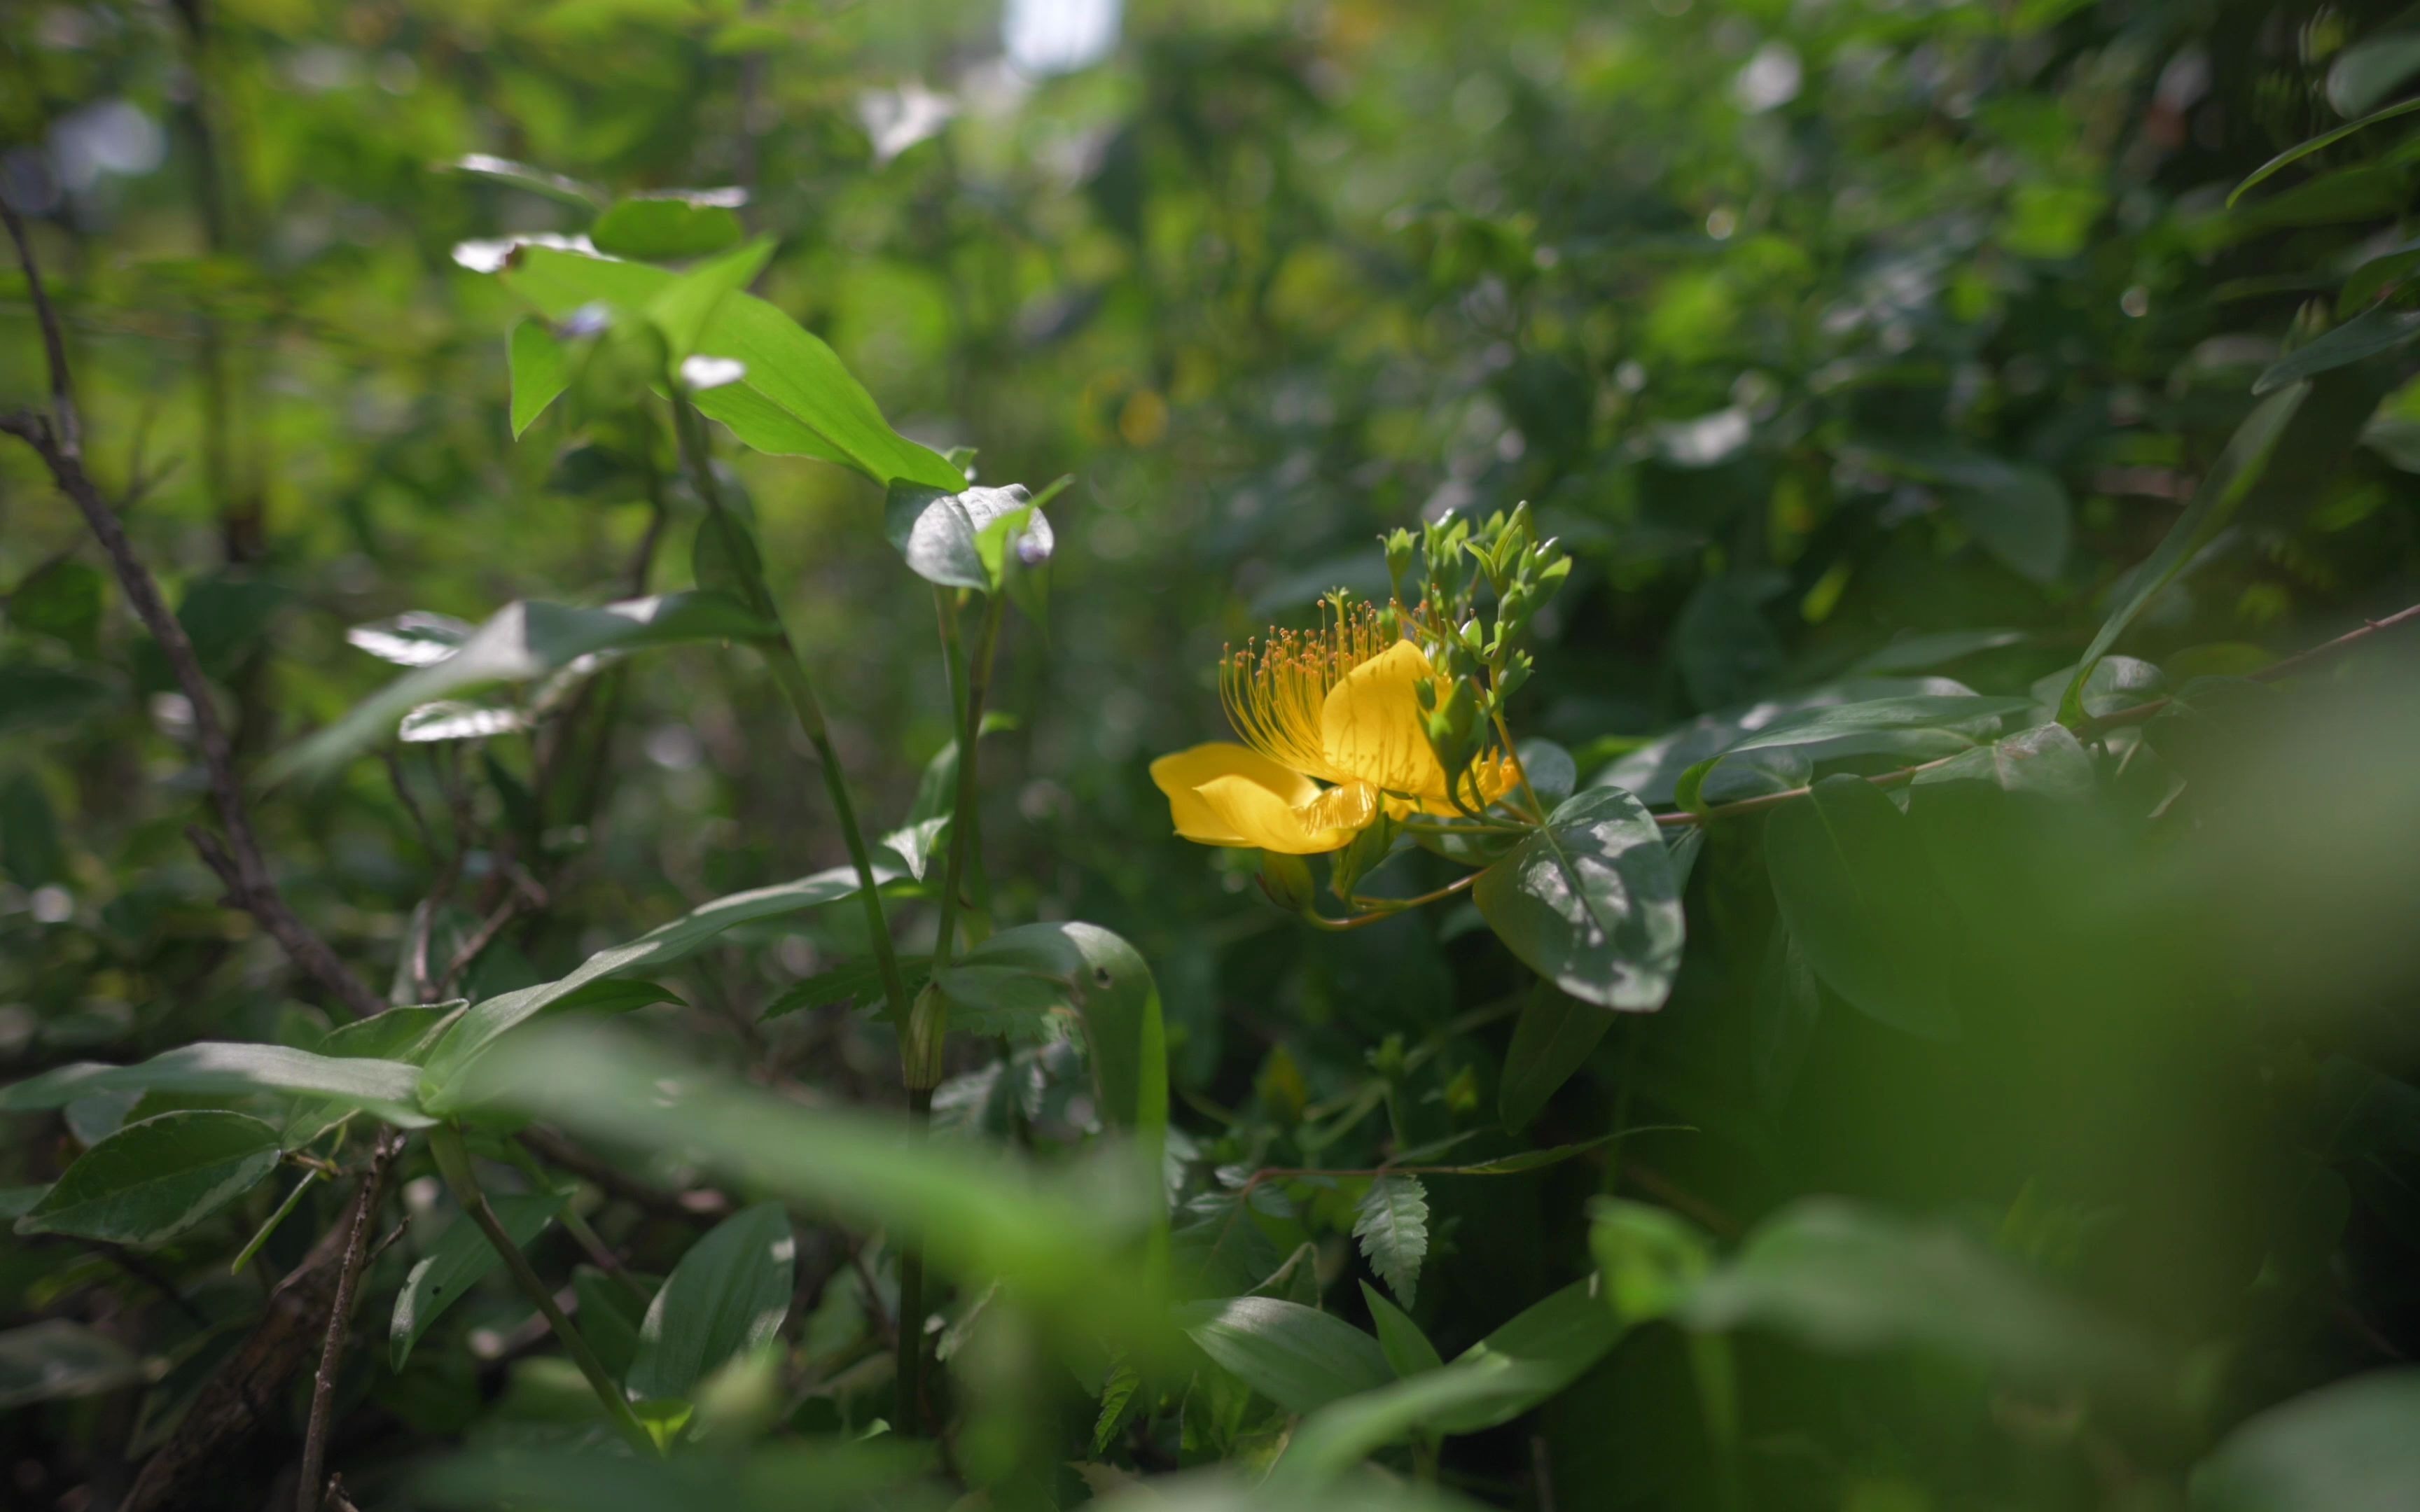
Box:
[1174, 1296, 1393, 1414]
[17, 1111, 283, 1246]
[1, 1043, 430, 1128]
[2191, 1370, 2420, 1512]
[1354, 1175, 1429, 1307]
[1498, 984, 1612, 1130]
[590, 195, 746, 262]
[627, 1201, 795, 1401]
[1474, 788, 1685, 1011]
[391, 1191, 566, 1369]
[1764, 776, 1962, 1040]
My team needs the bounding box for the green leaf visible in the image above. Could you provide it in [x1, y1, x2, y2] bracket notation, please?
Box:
[498, 247, 964, 491]
[1174, 1296, 1393, 1414]
[573, 1266, 653, 1380]
[1673, 694, 2030, 813]
[2339, 236, 2420, 316]
[1764, 776, 1963, 1041]
[2191, 1370, 2420, 1512]
[419, 867, 886, 1108]
[2058, 382, 2307, 724]
[762, 956, 930, 1020]
[8, 560, 105, 652]
[2230, 101, 2420, 206]
[1353, 1175, 1429, 1307]
[590, 194, 747, 262]
[0, 665, 111, 737]
[347, 611, 475, 667]
[883, 481, 1052, 592]
[647, 237, 774, 361]
[2330, 35, 2420, 116]
[16, 1111, 283, 1246]
[459, 1025, 1166, 1343]
[413, 1440, 938, 1512]
[443, 154, 604, 208]
[0, 1320, 145, 1410]
[508, 320, 570, 438]
[1850, 629, 2029, 676]
[271, 592, 777, 783]
[943, 923, 1167, 1152]
[1420, 1275, 1626, 1434]
[1, 1043, 431, 1128]
[1865, 442, 2070, 584]
[1591, 1200, 1716, 1328]
[1679, 1198, 2167, 1394]
[1750, 927, 1821, 1107]
[2255, 308, 2420, 395]
[1498, 983, 1613, 1130]
[1910, 722, 2096, 799]
[1093, 1361, 1145, 1454]
[1271, 1355, 1562, 1485]
[1673, 573, 1784, 710]
[627, 1201, 795, 1401]
[391, 1190, 566, 1369]
[1360, 1280, 1444, 1378]
[1473, 788, 1685, 1012]
[1, 771, 64, 888]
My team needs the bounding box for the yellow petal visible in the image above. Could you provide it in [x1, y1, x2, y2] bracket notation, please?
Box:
[1320, 640, 1451, 800]
[1191, 776, 1378, 854]
[1150, 742, 1319, 846]
[1409, 753, 1522, 816]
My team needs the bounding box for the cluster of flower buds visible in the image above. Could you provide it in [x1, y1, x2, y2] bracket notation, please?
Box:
[1387, 503, 1571, 804]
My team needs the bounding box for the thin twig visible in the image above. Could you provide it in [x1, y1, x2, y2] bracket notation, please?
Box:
[296, 1129, 401, 1512]
[1, 203, 382, 1021]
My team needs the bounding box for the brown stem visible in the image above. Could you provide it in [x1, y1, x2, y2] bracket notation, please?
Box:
[296, 1131, 401, 1512]
[1, 204, 382, 1021]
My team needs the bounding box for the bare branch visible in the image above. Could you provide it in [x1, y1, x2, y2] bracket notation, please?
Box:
[1, 200, 383, 1021]
[297, 1130, 401, 1512]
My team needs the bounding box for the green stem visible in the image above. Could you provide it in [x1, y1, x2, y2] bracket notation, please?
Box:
[429, 1125, 653, 1455]
[931, 592, 1004, 972]
[896, 1084, 933, 1434]
[1688, 1329, 1746, 1512]
[669, 396, 915, 1029]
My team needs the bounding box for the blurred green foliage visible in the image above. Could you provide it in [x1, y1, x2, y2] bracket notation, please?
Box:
[6, 0, 2420, 1508]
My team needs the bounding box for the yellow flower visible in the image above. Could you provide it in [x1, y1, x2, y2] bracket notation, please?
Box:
[1149, 601, 1516, 854]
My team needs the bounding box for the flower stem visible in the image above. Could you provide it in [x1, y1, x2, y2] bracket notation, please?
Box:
[668, 396, 915, 1031]
[429, 1124, 653, 1455]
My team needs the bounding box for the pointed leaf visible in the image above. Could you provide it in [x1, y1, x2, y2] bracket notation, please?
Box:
[1475, 788, 1685, 1012]
[1, 1044, 430, 1128]
[17, 1112, 282, 1246]
[1175, 1296, 1393, 1414]
[391, 1190, 566, 1368]
[627, 1201, 795, 1401]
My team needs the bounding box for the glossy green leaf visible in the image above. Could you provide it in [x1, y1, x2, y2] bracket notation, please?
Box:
[498, 247, 964, 491]
[1765, 776, 1963, 1040]
[2230, 103, 2420, 205]
[2254, 308, 2420, 395]
[2059, 382, 2309, 724]
[1673, 694, 2031, 813]
[508, 320, 569, 438]
[2191, 1370, 2420, 1512]
[627, 1201, 795, 1401]
[419, 868, 885, 1107]
[883, 481, 1050, 592]
[1, 1043, 430, 1128]
[590, 195, 747, 262]
[17, 1111, 283, 1246]
[1498, 984, 1613, 1130]
[1271, 1354, 1560, 1484]
[443, 154, 604, 208]
[391, 1190, 567, 1368]
[648, 237, 774, 361]
[270, 592, 777, 783]
[1175, 1296, 1393, 1414]
[1910, 722, 2096, 799]
[1353, 1175, 1428, 1307]
[1473, 788, 1685, 1011]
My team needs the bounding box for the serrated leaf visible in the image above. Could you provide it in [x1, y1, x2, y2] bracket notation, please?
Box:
[17, 1111, 283, 1246]
[1354, 1175, 1429, 1307]
[391, 1190, 566, 1369]
[627, 1201, 795, 1401]
[1093, 1362, 1143, 1455]
[1474, 788, 1685, 1011]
